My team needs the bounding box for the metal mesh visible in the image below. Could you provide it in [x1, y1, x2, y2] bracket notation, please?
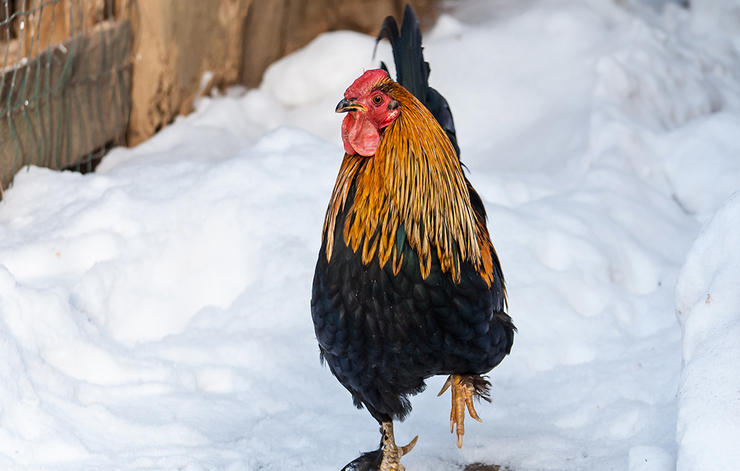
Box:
[0, 0, 132, 192]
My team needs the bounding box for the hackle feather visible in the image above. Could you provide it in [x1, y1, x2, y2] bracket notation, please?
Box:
[323, 79, 496, 286]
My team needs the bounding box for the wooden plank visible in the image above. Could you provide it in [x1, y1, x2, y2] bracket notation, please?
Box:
[0, 18, 131, 189]
[21, 0, 69, 58]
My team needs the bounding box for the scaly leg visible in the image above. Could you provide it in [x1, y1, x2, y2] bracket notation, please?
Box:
[341, 422, 418, 471]
[379, 421, 418, 471]
[437, 374, 491, 448]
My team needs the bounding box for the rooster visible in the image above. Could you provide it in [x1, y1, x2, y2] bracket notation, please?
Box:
[311, 6, 514, 470]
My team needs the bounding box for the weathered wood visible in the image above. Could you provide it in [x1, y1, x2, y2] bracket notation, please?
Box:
[19, 0, 68, 58]
[0, 18, 131, 188]
[123, 0, 253, 145]
[1, 0, 439, 188]
[239, 0, 438, 88]
[125, 0, 437, 145]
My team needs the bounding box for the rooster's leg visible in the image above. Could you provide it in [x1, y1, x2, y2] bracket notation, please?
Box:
[437, 374, 492, 448]
[340, 422, 417, 471]
[379, 421, 418, 471]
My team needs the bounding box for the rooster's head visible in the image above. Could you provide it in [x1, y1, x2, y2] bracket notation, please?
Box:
[336, 69, 400, 157]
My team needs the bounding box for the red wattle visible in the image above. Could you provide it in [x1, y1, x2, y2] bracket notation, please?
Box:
[341, 112, 379, 157]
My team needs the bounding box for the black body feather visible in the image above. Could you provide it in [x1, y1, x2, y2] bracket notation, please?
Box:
[312, 168, 513, 422]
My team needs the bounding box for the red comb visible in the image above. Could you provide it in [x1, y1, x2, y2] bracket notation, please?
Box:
[344, 69, 390, 99]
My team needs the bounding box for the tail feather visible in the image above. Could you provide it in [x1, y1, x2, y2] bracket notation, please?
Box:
[374, 4, 460, 156]
[373, 15, 396, 77]
[374, 5, 428, 104]
[374, 13, 399, 63]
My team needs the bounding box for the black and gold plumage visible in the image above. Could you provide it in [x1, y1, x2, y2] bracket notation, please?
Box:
[311, 6, 514, 470]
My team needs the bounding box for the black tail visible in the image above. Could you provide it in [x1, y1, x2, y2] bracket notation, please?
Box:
[374, 4, 461, 157]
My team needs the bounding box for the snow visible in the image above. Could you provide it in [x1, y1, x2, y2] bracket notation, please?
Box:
[674, 194, 740, 471]
[0, 1, 738, 470]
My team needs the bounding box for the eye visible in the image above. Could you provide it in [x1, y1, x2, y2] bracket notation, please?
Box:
[372, 94, 383, 106]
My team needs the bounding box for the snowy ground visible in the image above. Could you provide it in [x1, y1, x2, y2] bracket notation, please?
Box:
[1, 1, 739, 470]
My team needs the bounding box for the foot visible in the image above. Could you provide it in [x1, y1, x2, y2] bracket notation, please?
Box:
[340, 422, 417, 471]
[379, 421, 417, 471]
[437, 374, 491, 448]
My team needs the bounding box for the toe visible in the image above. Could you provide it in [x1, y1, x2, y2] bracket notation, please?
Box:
[400, 435, 418, 457]
[465, 386, 482, 422]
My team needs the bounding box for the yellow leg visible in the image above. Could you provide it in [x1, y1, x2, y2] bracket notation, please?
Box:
[379, 421, 418, 471]
[437, 374, 491, 448]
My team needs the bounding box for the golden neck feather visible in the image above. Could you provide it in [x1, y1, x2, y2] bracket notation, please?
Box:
[323, 81, 495, 285]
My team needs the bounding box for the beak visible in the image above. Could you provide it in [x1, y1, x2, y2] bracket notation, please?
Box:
[336, 98, 365, 113]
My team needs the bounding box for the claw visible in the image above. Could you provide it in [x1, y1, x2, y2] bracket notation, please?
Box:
[437, 375, 453, 396]
[466, 392, 482, 422]
[399, 435, 418, 457]
[439, 374, 492, 448]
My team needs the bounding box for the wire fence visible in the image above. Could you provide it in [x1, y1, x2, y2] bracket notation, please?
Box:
[0, 0, 132, 193]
